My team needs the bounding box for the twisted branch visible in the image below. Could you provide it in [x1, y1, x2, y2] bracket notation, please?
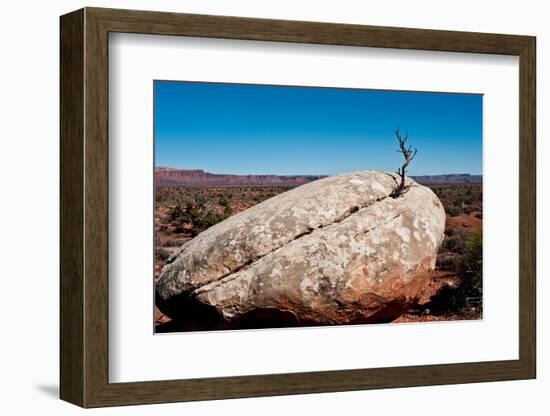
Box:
[391, 127, 417, 198]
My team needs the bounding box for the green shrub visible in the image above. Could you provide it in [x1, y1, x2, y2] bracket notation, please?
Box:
[431, 229, 482, 313]
[168, 205, 187, 224]
[167, 197, 233, 237]
[446, 205, 461, 217]
[190, 212, 228, 236]
[459, 229, 482, 292]
[155, 247, 171, 261]
[442, 229, 467, 253]
[218, 195, 232, 216]
[437, 254, 460, 272]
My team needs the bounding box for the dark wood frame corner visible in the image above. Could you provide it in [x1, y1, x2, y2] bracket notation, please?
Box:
[60, 7, 536, 408]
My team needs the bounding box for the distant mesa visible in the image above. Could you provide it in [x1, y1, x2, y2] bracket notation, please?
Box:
[155, 167, 481, 187]
[154, 167, 326, 186]
[410, 173, 482, 184]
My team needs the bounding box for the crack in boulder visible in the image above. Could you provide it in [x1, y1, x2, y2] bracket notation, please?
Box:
[189, 194, 392, 295]
[191, 207, 402, 297]
[157, 172, 411, 299]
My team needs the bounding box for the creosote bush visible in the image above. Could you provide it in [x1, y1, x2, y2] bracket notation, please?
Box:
[167, 199, 230, 237]
[432, 229, 483, 313]
[155, 247, 171, 261]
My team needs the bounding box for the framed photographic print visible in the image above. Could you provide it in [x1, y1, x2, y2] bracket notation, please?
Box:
[60, 7, 536, 408]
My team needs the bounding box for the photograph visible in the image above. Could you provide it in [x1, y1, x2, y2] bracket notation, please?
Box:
[53, 6, 537, 409]
[153, 80, 483, 333]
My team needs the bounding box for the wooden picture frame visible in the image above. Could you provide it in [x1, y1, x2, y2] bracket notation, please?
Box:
[60, 7, 536, 408]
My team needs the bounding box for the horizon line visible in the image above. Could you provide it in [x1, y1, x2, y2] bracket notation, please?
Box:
[155, 166, 483, 177]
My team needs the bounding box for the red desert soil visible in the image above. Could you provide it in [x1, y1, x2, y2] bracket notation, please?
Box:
[445, 213, 482, 230]
[155, 306, 172, 325]
[393, 271, 462, 323]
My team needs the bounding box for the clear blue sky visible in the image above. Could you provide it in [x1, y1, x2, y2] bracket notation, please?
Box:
[154, 81, 482, 176]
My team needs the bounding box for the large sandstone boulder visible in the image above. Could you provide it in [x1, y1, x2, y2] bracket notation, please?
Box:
[156, 171, 446, 329]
